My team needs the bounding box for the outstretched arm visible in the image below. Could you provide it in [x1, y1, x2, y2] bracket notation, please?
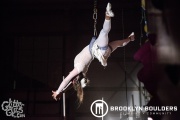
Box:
[109, 32, 135, 53]
[52, 68, 79, 101]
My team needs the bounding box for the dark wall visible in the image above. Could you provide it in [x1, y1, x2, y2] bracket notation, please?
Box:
[1, 0, 141, 120]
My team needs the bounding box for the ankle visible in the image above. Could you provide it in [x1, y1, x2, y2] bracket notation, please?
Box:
[128, 32, 135, 41]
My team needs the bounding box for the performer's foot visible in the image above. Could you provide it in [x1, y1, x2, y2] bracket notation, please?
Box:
[106, 3, 114, 17]
[128, 32, 135, 41]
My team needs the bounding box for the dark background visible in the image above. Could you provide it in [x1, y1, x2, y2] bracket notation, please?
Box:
[0, 0, 157, 120]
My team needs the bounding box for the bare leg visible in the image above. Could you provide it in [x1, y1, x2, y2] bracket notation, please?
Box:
[109, 33, 135, 52]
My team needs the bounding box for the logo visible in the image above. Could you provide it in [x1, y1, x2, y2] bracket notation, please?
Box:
[1, 98, 25, 118]
[90, 98, 108, 118]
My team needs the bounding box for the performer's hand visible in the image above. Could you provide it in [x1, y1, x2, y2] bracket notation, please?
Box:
[52, 90, 62, 101]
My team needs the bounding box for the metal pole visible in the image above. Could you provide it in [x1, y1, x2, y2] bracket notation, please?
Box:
[132, 94, 136, 120]
[63, 76, 66, 120]
[138, 81, 142, 107]
[132, 94, 135, 109]
[62, 33, 66, 119]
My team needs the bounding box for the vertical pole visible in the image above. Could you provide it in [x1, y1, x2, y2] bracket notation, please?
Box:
[138, 81, 142, 107]
[63, 76, 66, 120]
[122, 8, 129, 120]
[132, 94, 134, 109]
[132, 94, 135, 119]
[62, 34, 66, 119]
[125, 71, 129, 120]
[102, 98, 103, 120]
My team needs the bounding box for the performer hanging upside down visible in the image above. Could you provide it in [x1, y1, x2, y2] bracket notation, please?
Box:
[52, 3, 135, 104]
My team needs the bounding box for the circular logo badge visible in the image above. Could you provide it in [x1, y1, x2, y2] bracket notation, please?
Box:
[90, 99, 108, 118]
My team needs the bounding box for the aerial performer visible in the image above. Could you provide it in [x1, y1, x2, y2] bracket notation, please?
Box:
[52, 2, 135, 104]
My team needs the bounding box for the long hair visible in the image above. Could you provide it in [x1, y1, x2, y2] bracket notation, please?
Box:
[73, 72, 90, 105]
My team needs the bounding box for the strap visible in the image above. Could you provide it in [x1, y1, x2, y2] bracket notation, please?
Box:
[98, 45, 108, 50]
[89, 36, 96, 56]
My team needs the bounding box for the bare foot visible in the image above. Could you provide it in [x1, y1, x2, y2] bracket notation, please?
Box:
[128, 32, 135, 41]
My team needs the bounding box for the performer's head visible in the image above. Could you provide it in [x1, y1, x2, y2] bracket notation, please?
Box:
[73, 72, 90, 104]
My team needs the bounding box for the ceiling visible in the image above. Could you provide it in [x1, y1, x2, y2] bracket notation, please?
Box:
[1, 0, 142, 36]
